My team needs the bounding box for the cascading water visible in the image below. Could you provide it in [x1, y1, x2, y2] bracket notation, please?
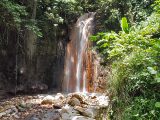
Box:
[63, 13, 95, 92]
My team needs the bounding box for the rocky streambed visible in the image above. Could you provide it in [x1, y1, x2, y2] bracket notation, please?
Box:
[0, 92, 109, 120]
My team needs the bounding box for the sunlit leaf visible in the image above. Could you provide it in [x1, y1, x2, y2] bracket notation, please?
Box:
[147, 67, 157, 74]
[155, 102, 160, 108]
[121, 17, 129, 34]
[155, 77, 160, 83]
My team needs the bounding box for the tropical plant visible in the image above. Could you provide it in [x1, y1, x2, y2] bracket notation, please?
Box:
[91, 1, 160, 119]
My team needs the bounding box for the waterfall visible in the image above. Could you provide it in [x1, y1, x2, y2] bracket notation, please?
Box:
[63, 13, 95, 92]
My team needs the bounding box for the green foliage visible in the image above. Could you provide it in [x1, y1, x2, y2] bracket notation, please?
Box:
[121, 17, 129, 33]
[94, 0, 154, 32]
[155, 102, 160, 108]
[91, 1, 160, 119]
[0, 0, 42, 37]
[0, 0, 155, 40]
[153, 0, 160, 13]
[37, 0, 78, 26]
[0, 0, 27, 28]
[124, 98, 160, 120]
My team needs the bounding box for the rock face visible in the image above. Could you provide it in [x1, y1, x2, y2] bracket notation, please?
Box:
[0, 92, 109, 120]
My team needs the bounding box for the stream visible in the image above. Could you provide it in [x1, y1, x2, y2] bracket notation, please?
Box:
[0, 92, 109, 120]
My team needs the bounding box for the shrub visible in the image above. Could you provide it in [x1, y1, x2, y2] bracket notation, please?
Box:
[91, 2, 160, 119]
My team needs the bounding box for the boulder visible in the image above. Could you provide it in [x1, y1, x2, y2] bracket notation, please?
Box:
[74, 106, 98, 118]
[74, 106, 84, 113]
[68, 97, 81, 106]
[41, 95, 55, 105]
[60, 104, 79, 120]
[55, 93, 64, 100]
[67, 93, 89, 106]
[68, 93, 85, 104]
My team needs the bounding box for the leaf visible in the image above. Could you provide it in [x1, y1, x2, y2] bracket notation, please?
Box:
[121, 17, 129, 34]
[90, 36, 97, 41]
[147, 67, 157, 75]
[155, 77, 160, 83]
[96, 39, 108, 45]
[100, 43, 108, 48]
[155, 102, 160, 108]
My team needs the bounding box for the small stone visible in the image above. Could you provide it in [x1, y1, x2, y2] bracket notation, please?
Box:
[5, 109, 12, 114]
[13, 114, 20, 119]
[11, 106, 18, 113]
[0, 112, 6, 117]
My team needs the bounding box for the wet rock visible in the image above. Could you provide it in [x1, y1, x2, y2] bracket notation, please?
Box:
[41, 95, 55, 105]
[68, 97, 81, 106]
